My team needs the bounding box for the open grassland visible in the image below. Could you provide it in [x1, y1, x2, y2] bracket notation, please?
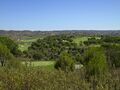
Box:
[18, 36, 42, 51]
[22, 61, 55, 70]
[18, 43, 30, 51]
[73, 36, 89, 45]
[21, 38, 38, 43]
[73, 36, 101, 45]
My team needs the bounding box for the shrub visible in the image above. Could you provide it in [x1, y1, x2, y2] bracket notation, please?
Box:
[0, 44, 13, 66]
[102, 44, 120, 68]
[0, 67, 119, 90]
[55, 51, 75, 71]
[28, 35, 76, 60]
[0, 36, 21, 57]
[5, 58, 22, 69]
[84, 47, 108, 77]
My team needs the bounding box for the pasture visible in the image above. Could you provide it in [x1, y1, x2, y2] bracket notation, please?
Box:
[22, 61, 55, 70]
[73, 36, 89, 45]
[18, 36, 41, 51]
[73, 36, 101, 45]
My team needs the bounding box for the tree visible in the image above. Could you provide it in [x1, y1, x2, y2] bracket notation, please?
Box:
[0, 36, 21, 56]
[84, 37, 101, 46]
[54, 51, 75, 71]
[102, 44, 120, 68]
[0, 44, 13, 66]
[75, 54, 83, 64]
[28, 35, 77, 60]
[84, 47, 108, 76]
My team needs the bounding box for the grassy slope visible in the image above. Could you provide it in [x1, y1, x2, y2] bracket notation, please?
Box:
[73, 36, 101, 47]
[18, 36, 41, 51]
[73, 36, 89, 45]
[22, 61, 55, 70]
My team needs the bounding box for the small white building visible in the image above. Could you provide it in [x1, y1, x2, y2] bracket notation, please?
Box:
[75, 64, 83, 69]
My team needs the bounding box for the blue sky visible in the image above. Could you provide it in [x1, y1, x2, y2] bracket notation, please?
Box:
[0, 0, 120, 31]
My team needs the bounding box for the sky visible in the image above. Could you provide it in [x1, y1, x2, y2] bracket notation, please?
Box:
[0, 0, 120, 31]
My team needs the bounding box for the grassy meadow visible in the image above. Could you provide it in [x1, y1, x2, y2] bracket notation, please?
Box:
[22, 61, 55, 70]
[18, 36, 42, 51]
[73, 36, 89, 45]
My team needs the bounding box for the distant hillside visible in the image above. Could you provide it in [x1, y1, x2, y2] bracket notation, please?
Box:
[0, 30, 120, 40]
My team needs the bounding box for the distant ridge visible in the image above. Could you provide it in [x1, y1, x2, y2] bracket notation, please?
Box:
[0, 30, 120, 40]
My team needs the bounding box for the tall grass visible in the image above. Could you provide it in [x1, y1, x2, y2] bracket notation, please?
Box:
[0, 67, 119, 90]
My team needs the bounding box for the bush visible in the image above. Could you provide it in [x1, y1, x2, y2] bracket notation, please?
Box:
[28, 35, 76, 60]
[0, 67, 119, 90]
[84, 47, 108, 77]
[102, 44, 120, 68]
[0, 36, 21, 57]
[55, 51, 75, 71]
[5, 58, 22, 69]
[0, 44, 13, 66]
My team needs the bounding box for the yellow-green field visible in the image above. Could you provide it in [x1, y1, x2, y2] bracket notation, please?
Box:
[73, 36, 101, 45]
[19, 43, 30, 51]
[18, 37, 39, 51]
[22, 61, 55, 70]
[73, 36, 89, 45]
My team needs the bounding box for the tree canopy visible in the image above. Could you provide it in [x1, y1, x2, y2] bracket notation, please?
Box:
[84, 47, 108, 76]
[54, 51, 75, 71]
[27, 35, 79, 60]
[0, 44, 13, 66]
[0, 36, 21, 56]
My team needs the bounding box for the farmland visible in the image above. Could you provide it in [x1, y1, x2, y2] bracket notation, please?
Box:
[73, 36, 89, 45]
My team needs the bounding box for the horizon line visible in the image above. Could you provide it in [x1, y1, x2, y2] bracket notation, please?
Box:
[0, 29, 120, 32]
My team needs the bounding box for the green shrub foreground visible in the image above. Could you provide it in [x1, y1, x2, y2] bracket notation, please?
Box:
[0, 67, 120, 90]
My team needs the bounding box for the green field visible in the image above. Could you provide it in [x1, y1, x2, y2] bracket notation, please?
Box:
[73, 36, 89, 45]
[18, 37, 41, 51]
[73, 36, 101, 45]
[19, 43, 30, 51]
[22, 61, 55, 70]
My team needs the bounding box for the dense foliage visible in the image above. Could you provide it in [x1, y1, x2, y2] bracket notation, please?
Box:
[0, 44, 13, 66]
[84, 47, 108, 76]
[0, 67, 119, 90]
[102, 36, 120, 43]
[83, 36, 120, 69]
[84, 37, 101, 45]
[102, 44, 120, 68]
[0, 36, 21, 56]
[27, 35, 79, 60]
[55, 51, 75, 71]
[84, 36, 120, 45]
